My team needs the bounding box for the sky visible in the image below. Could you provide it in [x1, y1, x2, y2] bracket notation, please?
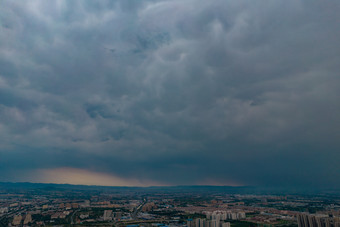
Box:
[0, 0, 339, 188]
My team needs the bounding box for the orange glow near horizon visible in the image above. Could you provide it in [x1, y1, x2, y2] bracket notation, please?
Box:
[6, 168, 243, 187]
[33, 168, 164, 187]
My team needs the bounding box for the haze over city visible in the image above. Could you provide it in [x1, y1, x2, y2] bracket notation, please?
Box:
[0, 0, 340, 188]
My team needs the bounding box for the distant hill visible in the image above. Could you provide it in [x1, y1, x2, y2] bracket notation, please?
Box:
[0, 182, 339, 195]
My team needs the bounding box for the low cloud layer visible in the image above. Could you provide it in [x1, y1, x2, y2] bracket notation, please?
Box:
[0, 0, 339, 188]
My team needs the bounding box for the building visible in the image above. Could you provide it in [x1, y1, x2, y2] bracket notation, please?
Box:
[103, 210, 113, 221]
[12, 215, 22, 226]
[24, 214, 32, 225]
[207, 210, 246, 221]
[187, 219, 194, 227]
[66, 203, 72, 210]
[0, 207, 8, 214]
[297, 213, 339, 227]
[222, 222, 231, 227]
[195, 218, 205, 227]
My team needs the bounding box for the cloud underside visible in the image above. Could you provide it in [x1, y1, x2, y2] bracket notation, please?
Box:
[0, 0, 339, 187]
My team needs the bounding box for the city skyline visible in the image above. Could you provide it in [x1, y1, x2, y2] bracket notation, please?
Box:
[0, 0, 340, 188]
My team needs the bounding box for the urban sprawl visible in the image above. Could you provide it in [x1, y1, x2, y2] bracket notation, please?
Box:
[0, 184, 339, 227]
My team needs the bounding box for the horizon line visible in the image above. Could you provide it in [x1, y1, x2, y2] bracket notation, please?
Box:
[0, 181, 250, 188]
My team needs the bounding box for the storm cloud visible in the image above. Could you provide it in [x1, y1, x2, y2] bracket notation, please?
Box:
[0, 0, 339, 187]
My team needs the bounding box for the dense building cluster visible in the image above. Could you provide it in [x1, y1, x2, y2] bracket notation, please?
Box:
[205, 210, 246, 220]
[0, 183, 340, 226]
[297, 214, 340, 227]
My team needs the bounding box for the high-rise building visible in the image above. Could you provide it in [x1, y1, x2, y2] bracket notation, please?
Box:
[12, 215, 22, 226]
[187, 219, 194, 227]
[103, 210, 113, 221]
[297, 213, 338, 227]
[196, 218, 205, 227]
[24, 214, 32, 225]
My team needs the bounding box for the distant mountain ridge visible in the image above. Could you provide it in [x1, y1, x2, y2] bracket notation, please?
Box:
[0, 182, 339, 195]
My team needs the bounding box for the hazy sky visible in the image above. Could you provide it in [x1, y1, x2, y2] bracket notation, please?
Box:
[0, 0, 339, 187]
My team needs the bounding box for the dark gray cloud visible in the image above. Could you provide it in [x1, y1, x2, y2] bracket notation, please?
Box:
[0, 0, 340, 187]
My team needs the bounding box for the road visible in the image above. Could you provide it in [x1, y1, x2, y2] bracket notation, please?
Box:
[115, 218, 166, 227]
[71, 209, 80, 225]
[131, 197, 147, 220]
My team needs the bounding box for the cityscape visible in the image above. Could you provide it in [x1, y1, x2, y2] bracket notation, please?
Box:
[1, 184, 340, 227]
